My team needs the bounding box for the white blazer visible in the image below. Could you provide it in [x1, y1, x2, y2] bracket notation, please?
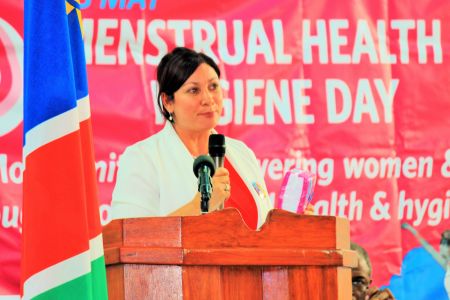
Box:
[112, 122, 272, 228]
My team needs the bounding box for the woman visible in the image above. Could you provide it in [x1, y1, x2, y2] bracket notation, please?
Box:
[112, 47, 272, 229]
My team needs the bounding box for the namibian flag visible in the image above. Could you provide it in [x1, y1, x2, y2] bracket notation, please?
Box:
[21, 0, 108, 299]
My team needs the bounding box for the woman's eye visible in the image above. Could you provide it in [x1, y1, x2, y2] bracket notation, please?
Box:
[188, 88, 199, 94]
[209, 83, 219, 90]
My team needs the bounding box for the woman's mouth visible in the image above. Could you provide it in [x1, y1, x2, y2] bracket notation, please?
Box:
[198, 111, 215, 118]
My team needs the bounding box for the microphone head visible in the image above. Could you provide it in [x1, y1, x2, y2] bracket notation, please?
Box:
[209, 134, 226, 157]
[193, 155, 216, 178]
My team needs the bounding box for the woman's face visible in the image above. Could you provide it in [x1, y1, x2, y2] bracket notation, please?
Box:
[165, 63, 222, 135]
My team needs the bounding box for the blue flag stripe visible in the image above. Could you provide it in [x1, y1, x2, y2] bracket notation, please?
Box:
[23, 1, 88, 143]
[67, 8, 89, 100]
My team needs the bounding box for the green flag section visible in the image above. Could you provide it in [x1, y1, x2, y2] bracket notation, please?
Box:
[21, 0, 108, 299]
[33, 258, 106, 300]
[24, 236, 107, 300]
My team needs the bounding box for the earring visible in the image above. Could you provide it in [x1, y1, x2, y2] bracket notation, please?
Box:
[168, 113, 173, 122]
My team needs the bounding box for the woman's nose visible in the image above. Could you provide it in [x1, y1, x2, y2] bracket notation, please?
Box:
[201, 90, 214, 105]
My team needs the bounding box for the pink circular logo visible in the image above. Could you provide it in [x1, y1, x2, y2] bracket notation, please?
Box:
[0, 18, 23, 137]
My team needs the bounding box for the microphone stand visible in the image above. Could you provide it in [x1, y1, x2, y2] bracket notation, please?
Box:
[200, 194, 210, 214]
[197, 164, 213, 214]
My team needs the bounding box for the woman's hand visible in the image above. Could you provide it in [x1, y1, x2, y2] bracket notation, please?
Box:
[169, 168, 230, 216]
[209, 167, 230, 211]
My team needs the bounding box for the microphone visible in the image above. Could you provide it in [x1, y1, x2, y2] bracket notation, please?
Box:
[193, 155, 216, 213]
[209, 134, 226, 210]
[209, 134, 226, 168]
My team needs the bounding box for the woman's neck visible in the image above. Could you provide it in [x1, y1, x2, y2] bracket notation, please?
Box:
[173, 125, 211, 157]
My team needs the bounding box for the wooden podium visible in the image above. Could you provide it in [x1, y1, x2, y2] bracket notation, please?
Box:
[103, 208, 356, 299]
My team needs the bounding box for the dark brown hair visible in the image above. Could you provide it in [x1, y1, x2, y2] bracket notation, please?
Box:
[156, 47, 221, 121]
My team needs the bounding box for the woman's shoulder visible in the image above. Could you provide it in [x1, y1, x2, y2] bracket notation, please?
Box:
[225, 136, 249, 150]
[224, 136, 257, 160]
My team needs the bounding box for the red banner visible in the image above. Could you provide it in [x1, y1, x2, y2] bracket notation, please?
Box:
[1, 0, 449, 297]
